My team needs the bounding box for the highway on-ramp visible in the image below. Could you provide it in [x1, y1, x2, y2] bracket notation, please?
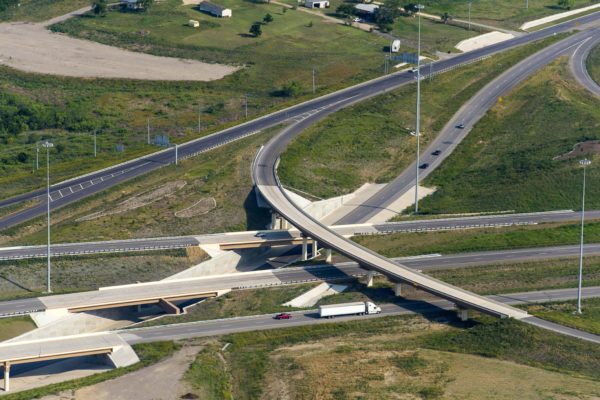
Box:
[2, 12, 600, 230]
[571, 33, 600, 97]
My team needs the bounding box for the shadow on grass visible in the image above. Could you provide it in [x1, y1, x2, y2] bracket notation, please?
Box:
[244, 188, 270, 230]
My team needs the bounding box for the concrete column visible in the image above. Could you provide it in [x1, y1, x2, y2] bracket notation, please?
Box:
[457, 308, 469, 322]
[325, 249, 332, 263]
[312, 240, 318, 258]
[4, 362, 10, 392]
[366, 271, 375, 287]
[136, 304, 142, 313]
[281, 219, 288, 230]
[394, 283, 403, 297]
[270, 213, 278, 230]
[302, 237, 308, 261]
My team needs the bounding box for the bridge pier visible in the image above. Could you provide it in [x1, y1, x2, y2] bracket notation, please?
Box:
[457, 308, 469, 322]
[394, 283, 403, 297]
[270, 213, 279, 230]
[313, 240, 318, 258]
[3, 362, 10, 392]
[325, 249, 332, 263]
[302, 237, 308, 261]
[366, 271, 375, 287]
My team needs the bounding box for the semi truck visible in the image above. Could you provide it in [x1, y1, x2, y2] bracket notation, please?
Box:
[319, 301, 381, 318]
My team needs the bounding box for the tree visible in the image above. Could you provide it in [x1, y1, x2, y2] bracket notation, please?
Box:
[440, 12, 452, 24]
[279, 81, 303, 97]
[336, 3, 355, 17]
[403, 2, 419, 15]
[375, 0, 401, 29]
[250, 22, 262, 37]
[558, 0, 575, 9]
[263, 13, 273, 23]
[92, 0, 107, 16]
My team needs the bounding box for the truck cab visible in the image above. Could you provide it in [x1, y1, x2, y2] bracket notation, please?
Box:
[366, 302, 381, 314]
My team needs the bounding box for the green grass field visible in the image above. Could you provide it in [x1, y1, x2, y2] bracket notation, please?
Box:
[182, 314, 600, 399]
[0, 249, 201, 300]
[278, 35, 564, 198]
[0, 0, 388, 201]
[0, 316, 36, 341]
[2, 126, 277, 246]
[528, 298, 600, 335]
[354, 221, 600, 257]
[588, 42, 600, 86]
[419, 0, 598, 29]
[415, 58, 600, 215]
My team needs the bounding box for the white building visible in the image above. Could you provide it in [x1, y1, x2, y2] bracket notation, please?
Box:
[189, 19, 200, 27]
[305, 0, 329, 8]
[354, 3, 379, 14]
[198, 1, 232, 17]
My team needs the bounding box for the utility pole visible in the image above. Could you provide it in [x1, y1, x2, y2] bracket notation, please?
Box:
[93, 131, 97, 158]
[468, 2, 472, 31]
[244, 94, 248, 118]
[312, 68, 316, 94]
[35, 143, 39, 170]
[198, 105, 202, 132]
[414, 4, 424, 214]
[42, 141, 54, 293]
[577, 158, 592, 314]
[175, 143, 178, 165]
[526, 0, 529, 9]
[147, 118, 151, 145]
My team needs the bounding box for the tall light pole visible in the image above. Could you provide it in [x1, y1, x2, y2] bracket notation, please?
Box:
[35, 143, 39, 171]
[198, 105, 202, 133]
[414, 4, 424, 214]
[147, 118, 151, 145]
[93, 131, 97, 158]
[468, 2, 472, 31]
[244, 94, 248, 118]
[312, 68, 316, 94]
[577, 158, 591, 314]
[42, 141, 53, 293]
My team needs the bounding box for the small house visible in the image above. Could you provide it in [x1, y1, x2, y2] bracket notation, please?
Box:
[304, 0, 329, 8]
[354, 3, 379, 14]
[188, 19, 200, 27]
[198, 1, 232, 17]
[120, 0, 141, 10]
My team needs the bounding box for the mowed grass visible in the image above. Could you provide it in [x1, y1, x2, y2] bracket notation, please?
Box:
[0, 316, 36, 341]
[0, 249, 201, 300]
[2, 127, 278, 246]
[419, 0, 598, 29]
[588, 42, 600, 86]
[0, 0, 90, 22]
[278, 35, 564, 198]
[353, 221, 600, 257]
[183, 314, 600, 399]
[417, 58, 600, 215]
[0, 0, 387, 200]
[528, 298, 600, 335]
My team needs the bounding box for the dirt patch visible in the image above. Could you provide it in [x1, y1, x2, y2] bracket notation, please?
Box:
[554, 140, 600, 161]
[77, 180, 187, 221]
[0, 21, 238, 81]
[175, 197, 217, 218]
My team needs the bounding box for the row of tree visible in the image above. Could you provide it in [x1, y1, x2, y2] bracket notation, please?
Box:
[249, 13, 273, 37]
[92, 0, 154, 16]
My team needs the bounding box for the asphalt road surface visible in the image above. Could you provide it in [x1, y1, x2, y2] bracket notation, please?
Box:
[337, 27, 600, 224]
[570, 33, 600, 97]
[2, 12, 599, 231]
[120, 285, 600, 345]
[5, 209, 600, 260]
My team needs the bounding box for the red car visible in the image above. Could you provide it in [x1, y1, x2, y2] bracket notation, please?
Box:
[274, 313, 292, 320]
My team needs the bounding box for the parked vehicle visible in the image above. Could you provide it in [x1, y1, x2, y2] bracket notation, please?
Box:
[419, 163, 429, 169]
[319, 302, 381, 318]
[431, 150, 441, 156]
[274, 312, 292, 320]
[456, 123, 465, 129]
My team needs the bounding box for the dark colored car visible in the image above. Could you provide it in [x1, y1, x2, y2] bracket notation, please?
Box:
[456, 123, 465, 129]
[431, 150, 441, 156]
[274, 313, 292, 320]
[419, 163, 429, 169]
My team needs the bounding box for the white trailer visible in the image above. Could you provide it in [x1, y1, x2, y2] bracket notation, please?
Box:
[391, 39, 401, 52]
[319, 301, 381, 318]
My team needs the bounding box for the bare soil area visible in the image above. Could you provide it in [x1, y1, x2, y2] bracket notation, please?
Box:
[175, 197, 217, 218]
[0, 20, 238, 81]
[554, 140, 600, 160]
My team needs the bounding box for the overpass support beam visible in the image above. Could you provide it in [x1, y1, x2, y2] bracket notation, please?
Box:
[158, 298, 181, 315]
[302, 237, 308, 261]
[366, 271, 375, 287]
[3, 362, 9, 392]
[457, 308, 469, 322]
[394, 283, 403, 297]
[325, 249, 332, 264]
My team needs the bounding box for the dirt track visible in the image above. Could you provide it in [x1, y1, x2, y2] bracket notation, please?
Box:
[0, 10, 238, 81]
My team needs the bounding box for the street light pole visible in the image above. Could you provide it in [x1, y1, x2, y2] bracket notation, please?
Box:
[244, 94, 248, 118]
[577, 158, 591, 314]
[42, 141, 54, 293]
[93, 131, 97, 158]
[414, 4, 424, 214]
[468, 2, 472, 31]
[36, 143, 39, 170]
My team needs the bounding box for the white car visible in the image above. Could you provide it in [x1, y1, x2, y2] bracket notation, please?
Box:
[353, 17, 363, 22]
